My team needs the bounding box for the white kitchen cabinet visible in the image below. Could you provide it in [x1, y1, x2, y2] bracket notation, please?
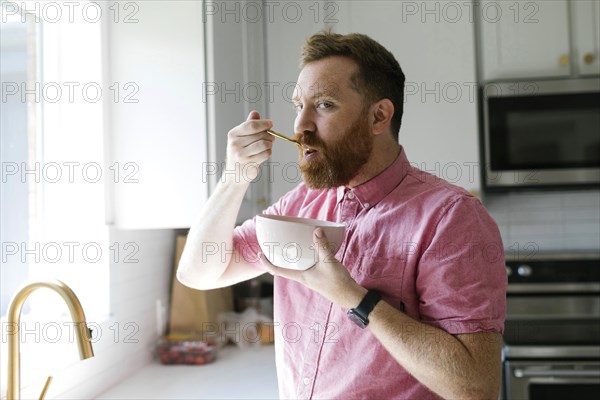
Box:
[479, 0, 600, 81]
[479, 0, 571, 80]
[107, 1, 270, 228]
[571, 0, 600, 76]
[107, 1, 208, 229]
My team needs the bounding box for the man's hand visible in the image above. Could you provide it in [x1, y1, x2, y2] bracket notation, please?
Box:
[259, 227, 367, 308]
[225, 111, 275, 183]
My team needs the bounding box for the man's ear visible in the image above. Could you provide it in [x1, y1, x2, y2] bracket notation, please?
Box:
[370, 99, 394, 136]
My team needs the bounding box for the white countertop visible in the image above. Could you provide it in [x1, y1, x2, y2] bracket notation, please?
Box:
[96, 345, 278, 399]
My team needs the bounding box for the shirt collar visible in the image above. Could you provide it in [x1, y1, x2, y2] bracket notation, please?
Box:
[336, 146, 411, 209]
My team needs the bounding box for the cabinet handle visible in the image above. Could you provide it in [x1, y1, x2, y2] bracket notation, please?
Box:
[584, 53, 596, 65]
[559, 55, 569, 66]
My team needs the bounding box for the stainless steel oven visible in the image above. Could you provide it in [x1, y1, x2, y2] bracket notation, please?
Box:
[505, 360, 600, 400]
[503, 253, 600, 400]
[482, 78, 600, 189]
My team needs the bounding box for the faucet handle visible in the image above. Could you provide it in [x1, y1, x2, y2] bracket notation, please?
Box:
[38, 376, 53, 400]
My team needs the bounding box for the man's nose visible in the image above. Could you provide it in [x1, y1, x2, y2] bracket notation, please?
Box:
[294, 107, 317, 138]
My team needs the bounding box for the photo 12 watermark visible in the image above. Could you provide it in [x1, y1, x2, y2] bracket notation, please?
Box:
[202, 161, 303, 186]
[201, 80, 341, 106]
[1, 161, 140, 184]
[1, 241, 140, 264]
[1, 1, 141, 24]
[202, 81, 297, 105]
[399, 1, 540, 24]
[200, 320, 340, 345]
[1, 321, 140, 344]
[404, 81, 540, 104]
[1, 81, 140, 104]
[202, 1, 339, 24]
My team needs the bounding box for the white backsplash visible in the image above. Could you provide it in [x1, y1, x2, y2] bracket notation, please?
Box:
[51, 228, 176, 399]
[484, 190, 600, 254]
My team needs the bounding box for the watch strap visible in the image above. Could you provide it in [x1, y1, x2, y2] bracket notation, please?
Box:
[349, 290, 381, 327]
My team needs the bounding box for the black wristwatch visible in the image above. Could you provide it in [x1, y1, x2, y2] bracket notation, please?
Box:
[347, 290, 381, 329]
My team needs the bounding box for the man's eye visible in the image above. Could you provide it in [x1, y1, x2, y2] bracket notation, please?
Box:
[317, 101, 333, 109]
[293, 103, 303, 113]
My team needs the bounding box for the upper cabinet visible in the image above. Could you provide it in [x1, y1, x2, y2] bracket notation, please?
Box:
[107, 1, 274, 228]
[572, 0, 600, 76]
[107, 1, 208, 229]
[479, 0, 600, 81]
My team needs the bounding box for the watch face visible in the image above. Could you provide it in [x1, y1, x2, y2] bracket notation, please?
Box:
[347, 309, 368, 329]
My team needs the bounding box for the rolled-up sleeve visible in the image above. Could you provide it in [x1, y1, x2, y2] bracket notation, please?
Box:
[416, 196, 507, 334]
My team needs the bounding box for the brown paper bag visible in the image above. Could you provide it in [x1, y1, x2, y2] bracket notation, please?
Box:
[168, 235, 234, 336]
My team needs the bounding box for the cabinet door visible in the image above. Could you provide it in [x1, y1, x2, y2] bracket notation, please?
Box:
[479, 0, 571, 80]
[108, 1, 208, 229]
[572, 0, 600, 76]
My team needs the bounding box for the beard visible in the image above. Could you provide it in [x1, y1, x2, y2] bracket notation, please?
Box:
[297, 110, 373, 189]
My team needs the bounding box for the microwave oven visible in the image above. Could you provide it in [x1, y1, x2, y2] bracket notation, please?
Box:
[482, 78, 600, 190]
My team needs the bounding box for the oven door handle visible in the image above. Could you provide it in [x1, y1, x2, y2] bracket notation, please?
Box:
[514, 368, 600, 378]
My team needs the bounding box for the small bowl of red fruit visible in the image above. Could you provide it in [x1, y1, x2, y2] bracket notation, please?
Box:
[157, 335, 217, 365]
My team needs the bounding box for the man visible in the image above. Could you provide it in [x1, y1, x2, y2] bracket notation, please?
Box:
[178, 31, 506, 400]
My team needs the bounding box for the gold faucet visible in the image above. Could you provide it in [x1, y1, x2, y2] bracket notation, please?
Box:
[5, 280, 94, 400]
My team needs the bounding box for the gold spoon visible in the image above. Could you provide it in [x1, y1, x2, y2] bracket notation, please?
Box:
[267, 130, 306, 149]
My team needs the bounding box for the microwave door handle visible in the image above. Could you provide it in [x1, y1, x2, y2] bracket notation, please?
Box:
[514, 368, 600, 378]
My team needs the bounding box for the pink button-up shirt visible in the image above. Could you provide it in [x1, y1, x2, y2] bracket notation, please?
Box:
[233, 147, 507, 399]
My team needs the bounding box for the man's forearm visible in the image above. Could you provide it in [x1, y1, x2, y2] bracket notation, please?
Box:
[177, 179, 250, 289]
[335, 285, 500, 400]
[367, 297, 501, 400]
[178, 112, 275, 290]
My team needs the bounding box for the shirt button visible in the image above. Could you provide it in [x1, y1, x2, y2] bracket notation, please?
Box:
[303, 377, 310, 385]
[347, 192, 355, 199]
[364, 203, 370, 208]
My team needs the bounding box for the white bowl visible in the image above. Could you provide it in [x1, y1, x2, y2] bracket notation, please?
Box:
[255, 215, 346, 270]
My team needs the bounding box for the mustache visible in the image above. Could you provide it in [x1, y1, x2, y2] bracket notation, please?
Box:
[295, 134, 324, 149]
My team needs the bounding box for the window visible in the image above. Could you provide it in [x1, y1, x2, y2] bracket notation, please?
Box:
[1, 1, 109, 322]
